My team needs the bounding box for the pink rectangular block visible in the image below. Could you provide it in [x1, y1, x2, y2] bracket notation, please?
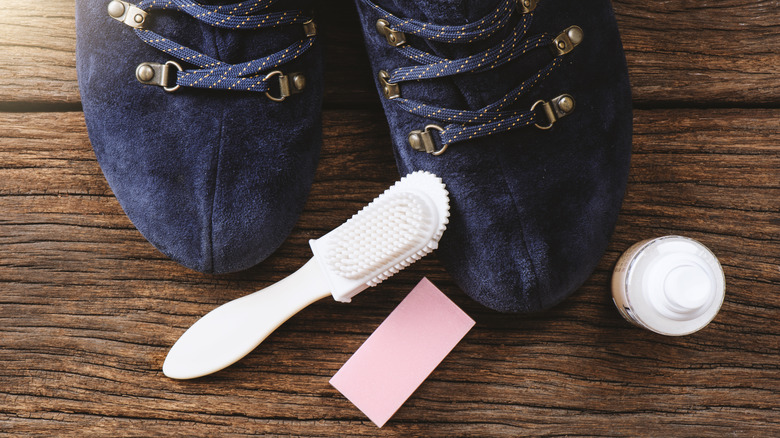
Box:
[330, 277, 475, 427]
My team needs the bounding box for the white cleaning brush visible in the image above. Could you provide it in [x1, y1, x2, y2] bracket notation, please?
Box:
[163, 171, 449, 379]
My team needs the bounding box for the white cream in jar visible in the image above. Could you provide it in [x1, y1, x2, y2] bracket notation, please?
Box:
[611, 236, 725, 336]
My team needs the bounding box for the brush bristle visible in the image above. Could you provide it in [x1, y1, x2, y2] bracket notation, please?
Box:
[324, 191, 432, 282]
[309, 171, 449, 302]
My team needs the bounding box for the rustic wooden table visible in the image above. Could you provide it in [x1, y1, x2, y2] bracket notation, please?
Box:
[1, 1, 778, 436]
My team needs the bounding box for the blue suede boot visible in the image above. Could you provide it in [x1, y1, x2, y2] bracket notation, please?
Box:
[355, 0, 632, 312]
[76, 0, 322, 273]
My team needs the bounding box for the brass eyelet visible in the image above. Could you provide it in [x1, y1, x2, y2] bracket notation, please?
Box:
[378, 70, 400, 99]
[376, 19, 407, 47]
[551, 26, 584, 56]
[107, 0, 148, 29]
[517, 0, 538, 14]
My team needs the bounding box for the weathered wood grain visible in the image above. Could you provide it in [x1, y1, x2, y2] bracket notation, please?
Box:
[1, 0, 778, 107]
[0, 2, 78, 108]
[0, 109, 778, 436]
[1, 0, 778, 435]
[615, 0, 780, 106]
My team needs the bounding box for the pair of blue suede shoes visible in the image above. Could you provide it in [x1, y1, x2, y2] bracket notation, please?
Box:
[76, 0, 632, 313]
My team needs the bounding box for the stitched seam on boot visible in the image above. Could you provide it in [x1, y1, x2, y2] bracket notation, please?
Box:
[206, 25, 226, 274]
[208, 107, 226, 274]
[496, 147, 541, 311]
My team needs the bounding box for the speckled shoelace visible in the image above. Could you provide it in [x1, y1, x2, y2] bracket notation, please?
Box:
[108, 0, 316, 99]
[366, 0, 582, 154]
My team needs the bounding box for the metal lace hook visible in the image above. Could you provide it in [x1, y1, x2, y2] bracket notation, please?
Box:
[135, 60, 183, 92]
[517, 0, 538, 14]
[376, 19, 406, 47]
[408, 125, 447, 155]
[531, 94, 575, 130]
[551, 26, 584, 56]
[264, 70, 306, 102]
[107, 0, 148, 28]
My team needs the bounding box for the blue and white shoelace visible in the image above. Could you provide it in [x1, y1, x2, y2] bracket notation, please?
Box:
[107, 0, 315, 100]
[365, 0, 582, 154]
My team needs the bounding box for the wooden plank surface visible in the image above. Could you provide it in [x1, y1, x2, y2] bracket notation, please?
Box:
[1, 0, 780, 435]
[1, 0, 779, 107]
[1, 109, 778, 436]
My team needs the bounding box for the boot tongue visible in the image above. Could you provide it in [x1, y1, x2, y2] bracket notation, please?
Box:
[378, 0, 518, 109]
[153, 0, 309, 66]
[378, 0, 512, 62]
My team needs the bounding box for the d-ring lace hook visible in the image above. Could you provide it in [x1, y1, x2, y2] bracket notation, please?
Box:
[264, 70, 307, 102]
[110, 0, 315, 97]
[135, 60, 183, 92]
[531, 94, 575, 130]
[364, 0, 584, 154]
[408, 125, 447, 155]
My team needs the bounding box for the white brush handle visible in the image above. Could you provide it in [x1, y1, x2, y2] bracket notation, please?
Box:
[163, 259, 331, 379]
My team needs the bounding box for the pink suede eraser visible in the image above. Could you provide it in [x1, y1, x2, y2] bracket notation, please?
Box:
[330, 277, 475, 427]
